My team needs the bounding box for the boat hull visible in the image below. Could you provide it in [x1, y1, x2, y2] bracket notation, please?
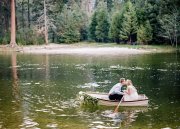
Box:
[85, 93, 149, 107]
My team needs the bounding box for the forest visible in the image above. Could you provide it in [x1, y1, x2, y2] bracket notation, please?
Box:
[0, 0, 179, 47]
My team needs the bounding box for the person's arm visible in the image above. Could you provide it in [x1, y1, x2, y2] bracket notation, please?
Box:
[115, 90, 125, 95]
[114, 86, 125, 95]
[124, 87, 131, 95]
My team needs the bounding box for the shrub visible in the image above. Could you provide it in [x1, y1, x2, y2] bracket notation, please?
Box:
[17, 27, 44, 45]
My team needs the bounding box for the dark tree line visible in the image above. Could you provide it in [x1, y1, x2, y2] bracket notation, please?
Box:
[0, 0, 179, 47]
[0, 0, 11, 43]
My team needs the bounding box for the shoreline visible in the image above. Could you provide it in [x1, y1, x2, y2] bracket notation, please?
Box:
[0, 43, 176, 55]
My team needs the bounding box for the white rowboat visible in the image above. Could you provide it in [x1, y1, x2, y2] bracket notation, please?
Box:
[84, 92, 149, 107]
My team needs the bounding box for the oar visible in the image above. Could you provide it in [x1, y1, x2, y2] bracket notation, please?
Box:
[114, 96, 124, 113]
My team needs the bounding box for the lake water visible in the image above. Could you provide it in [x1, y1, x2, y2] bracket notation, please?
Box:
[0, 52, 179, 129]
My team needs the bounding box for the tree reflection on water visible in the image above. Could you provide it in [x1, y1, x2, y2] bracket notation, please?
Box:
[11, 52, 20, 102]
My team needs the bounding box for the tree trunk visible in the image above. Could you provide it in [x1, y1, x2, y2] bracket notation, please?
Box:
[44, 0, 48, 45]
[174, 17, 178, 49]
[52, 30, 55, 43]
[10, 0, 17, 47]
[115, 38, 120, 44]
[129, 35, 132, 44]
[21, 0, 25, 29]
[28, 0, 30, 28]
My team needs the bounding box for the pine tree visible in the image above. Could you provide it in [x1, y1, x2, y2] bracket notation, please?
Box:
[137, 20, 152, 44]
[144, 0, 160, 43]
[135, 0, 148, 26]
[0, 0, 11, 44]
[109, 10, 124, 43]
[89, 11, 97, 41]
[71, 2, 88, 41]
[57, 5, 78, 43]
[95, 2, 109, 42]
[119, 1, 138, 44]
[57, 2, 87, 43]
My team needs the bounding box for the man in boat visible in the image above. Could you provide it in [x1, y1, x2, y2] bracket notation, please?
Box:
[108, 78, 126, 101]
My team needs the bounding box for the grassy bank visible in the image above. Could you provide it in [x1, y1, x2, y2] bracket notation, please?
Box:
[67, 42, 179, 52]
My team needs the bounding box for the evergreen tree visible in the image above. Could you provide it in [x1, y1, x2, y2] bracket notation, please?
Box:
[119, 1, 138, 44]
[135, 0, 148, 26]
[137, 20, 152, 44]
[57, 5, 79, 43]
[95, 2, 109, 42]
[106, 0, 113, 12]
[2, 0, 179, 45]
[144, 0, 160, 43]
[89, 11, 97, 41]
[0, 0, 10, 44]
[109, 11, 124, 43]
[57, 2, 87, 43]
[71, 1, 88, 41]
[158, 0, 180, 16]
[80, 26, 88, 41]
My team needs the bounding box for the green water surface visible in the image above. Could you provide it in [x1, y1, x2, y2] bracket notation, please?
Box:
[0, 52, 179, 129]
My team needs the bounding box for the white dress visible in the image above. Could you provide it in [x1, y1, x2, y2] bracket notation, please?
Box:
[124, 85, 139, 101]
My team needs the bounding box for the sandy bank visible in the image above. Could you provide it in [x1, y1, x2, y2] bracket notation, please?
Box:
[1, 43, 158, 55]
[19, 43, 151, 55]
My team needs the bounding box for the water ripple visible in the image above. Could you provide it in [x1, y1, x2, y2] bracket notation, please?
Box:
[46, 123, 58, 128]
[19, 117, 39, 128]
[77, 82, 100, 88]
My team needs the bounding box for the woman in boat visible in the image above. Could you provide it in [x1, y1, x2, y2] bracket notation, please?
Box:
[123, 79, 139, 101]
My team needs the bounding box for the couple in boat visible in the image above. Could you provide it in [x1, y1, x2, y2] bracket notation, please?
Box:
[108, 78, 138, 101]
